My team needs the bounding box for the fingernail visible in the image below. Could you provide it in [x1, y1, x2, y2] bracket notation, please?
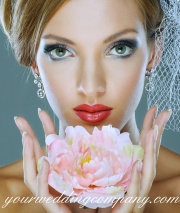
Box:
[154, 125, 158, 142]
[14, 116, 19, 127]
[154, 105, 158, 118]
[38, 108, 42, 117]
[22, 131, 27, 137]
[37, 156, 45, 172]
[138, 160, 142, 172]
[22, 131, 27, 145]
[166, 109, 172, 123]
[37, 156, 44, 172]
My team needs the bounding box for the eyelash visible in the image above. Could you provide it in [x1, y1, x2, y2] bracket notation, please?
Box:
[106, 40, 137, 59]
[44, 44, 73, 61]
[43, 40, 138, 61]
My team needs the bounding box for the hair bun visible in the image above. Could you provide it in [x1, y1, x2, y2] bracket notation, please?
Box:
[0, 0, 65, 66]
[0, 0, 13, 38]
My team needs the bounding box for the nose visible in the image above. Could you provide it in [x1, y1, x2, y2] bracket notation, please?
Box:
[77, 59, 106, 103]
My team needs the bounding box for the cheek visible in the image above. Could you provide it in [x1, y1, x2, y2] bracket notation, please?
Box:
[119, 54, 147, 119]
[36, 54, 77, 115]
[107, 53, 146, 101]
[36, 46, 148, 127]
[106, 51, 147, 124]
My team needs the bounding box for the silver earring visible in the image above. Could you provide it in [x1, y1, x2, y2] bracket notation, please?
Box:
[145, 69, 155, 92]
[34, 74, 46, 99]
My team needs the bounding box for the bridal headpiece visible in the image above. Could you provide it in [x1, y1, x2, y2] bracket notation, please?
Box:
[147, 0, 180, 132]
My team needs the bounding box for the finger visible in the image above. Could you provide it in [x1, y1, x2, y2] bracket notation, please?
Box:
[139, 128, 156, 198]
[38, 108, 57, 137]
[153, 110, 172, 157]
[112, 161, 141, 213]
[37, 158, 51, 197]
[138, 111, 171, 201]
[140, 107, 171, 157]
[139, 105, 157, 148]
[14, 116, 44, 160]
[22, 132, 37, 194]
[37, 158, 71, 213]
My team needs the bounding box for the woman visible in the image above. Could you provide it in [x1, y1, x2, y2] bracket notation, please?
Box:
[0, 0, 180, 212]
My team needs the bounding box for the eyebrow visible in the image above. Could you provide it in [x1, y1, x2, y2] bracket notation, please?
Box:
[42, 34, 75, 45]
[103, 29, 138, 43]
[42, 28, 138, 45]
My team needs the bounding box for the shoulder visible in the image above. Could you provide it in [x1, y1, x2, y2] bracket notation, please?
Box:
[145, 146, 180, 213]
[155, 145, 180, 181]
[0, 160, 25, 212]
[145, 175, 180, 213]
[0, 160, 25, 203]
[0, 160, 24, 179]
[0, 160, 46, 213]
[0, 161, 26, 197]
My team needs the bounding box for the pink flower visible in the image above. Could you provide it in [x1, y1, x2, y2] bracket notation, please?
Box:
[43, 125, 144, 209]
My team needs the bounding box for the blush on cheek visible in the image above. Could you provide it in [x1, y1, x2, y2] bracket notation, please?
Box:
[122, 68, 145, 122]
[129, 71, 145, 108]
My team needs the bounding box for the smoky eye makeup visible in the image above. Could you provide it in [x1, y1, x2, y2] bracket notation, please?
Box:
[43, 39, 139, 61]
[43, 43, 75, 61]
[105, 39, 139, 59]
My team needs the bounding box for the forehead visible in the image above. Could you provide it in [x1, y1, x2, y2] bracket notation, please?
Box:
[42, 0, 145, 42]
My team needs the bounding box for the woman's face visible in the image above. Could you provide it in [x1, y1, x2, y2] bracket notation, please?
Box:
[35, 0, 154, 134]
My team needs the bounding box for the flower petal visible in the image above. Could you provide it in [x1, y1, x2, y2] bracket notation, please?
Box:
[92, 173, 123, 187]
[46, 134, 61, 146]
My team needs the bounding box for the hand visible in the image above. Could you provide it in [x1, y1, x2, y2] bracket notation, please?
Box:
[104, 106, 171, 213]
[15, 109, 96, 213]
[14, 106, 171, 213]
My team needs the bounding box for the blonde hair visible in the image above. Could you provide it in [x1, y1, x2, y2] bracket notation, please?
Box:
[0, 0, 163, 67]
[0, 0, 67, 66]
[135, 0, 164, 42]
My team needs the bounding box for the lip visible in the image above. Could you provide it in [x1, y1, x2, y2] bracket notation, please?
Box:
[73, 104, 113, 123]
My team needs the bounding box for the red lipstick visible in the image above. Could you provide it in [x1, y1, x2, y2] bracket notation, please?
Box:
[73, 104, 112, 123]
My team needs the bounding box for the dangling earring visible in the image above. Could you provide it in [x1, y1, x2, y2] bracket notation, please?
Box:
[34, 74, 46, 99]
[145, 69, 155, 92]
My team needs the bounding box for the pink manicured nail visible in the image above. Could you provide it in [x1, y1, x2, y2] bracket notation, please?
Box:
[37, 156, 46, 172]
[38, 108, 42, 118]
[22, 131, 27, 137]
[38, 108, 44, 124]
[165, 109, 172, 123]
[138, 160, 142, 172]
[14, 116, 20, 128]
[154, 105, 158, 118]
[22, 131, 27, 145]
[154, 125, 158, 142]
[38, 108, 41, 113]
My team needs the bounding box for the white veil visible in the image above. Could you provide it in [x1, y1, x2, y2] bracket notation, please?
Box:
[147, 0, 180, 132]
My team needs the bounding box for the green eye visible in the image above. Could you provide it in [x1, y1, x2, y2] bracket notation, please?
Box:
[55, 48, 66, 57]
[115, 45, 127, 55]
[49, 47, 72, 59]
[44, 44, 75, 61]
[50, 48, 69, 58]
[107, 42, 134, 58]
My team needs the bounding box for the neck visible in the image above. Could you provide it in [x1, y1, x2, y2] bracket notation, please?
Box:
[59, 119, 66, 138]
[121, 113, 140, 145]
